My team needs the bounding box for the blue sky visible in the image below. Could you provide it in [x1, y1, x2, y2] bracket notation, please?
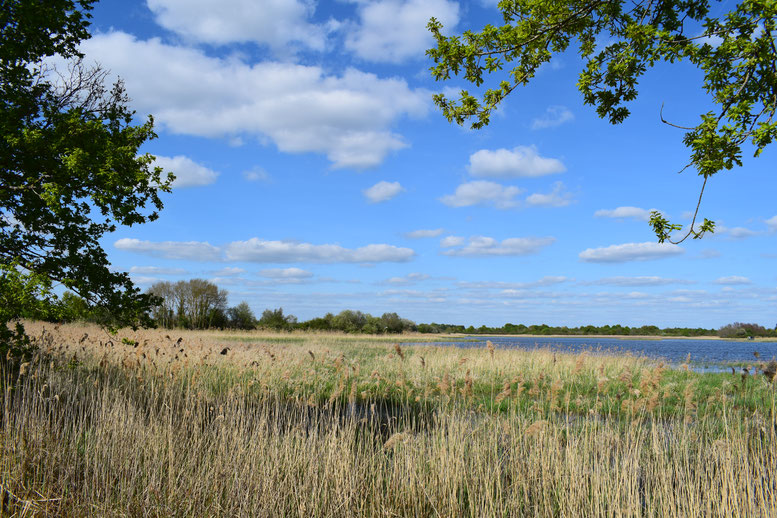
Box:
[82, 0, 775, 328]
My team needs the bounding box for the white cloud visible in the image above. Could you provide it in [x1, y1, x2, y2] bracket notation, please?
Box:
[152, 155, 219, 188]
[345, 0, 459, 63]
[440, 181, 523, 209]
[442, 236, 556, 257]
[364, 181, 404, 203]
[727, 226, 758, 239]
[699, 249, 721, 259]
[79, 32, 429, 169]
[212, 267, 246, 276]
[525, 181, 573, 207]
[698, 33, 724, 48]
[405, 228, 444, 239]
[260, 267, 314, 279]
[594, 206, 655, 222]
[715, 275, 752, 285]
[129, 276, 158, 285]
[225, 238, 415, 263]
[467, 146, 566, 178]
[440, 236, 465, 248]
[586, 276, 693, 287]
[531, 105, 574, 129]
[147, 0, 327, 51]
[243, 167, 270, 182]
[115, 238, 221, 261]
[458, 276, 569, 289]
[385, 272, 430, 285]
[579, 242, 684, 263]
[129, 266, 187, 275]
[766, 215, 777, 232]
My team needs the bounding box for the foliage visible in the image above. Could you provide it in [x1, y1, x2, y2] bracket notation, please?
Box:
[415, 321, 721, 336]
[0, 262, 60, 359]
[148, 280, 228, 329]
[427, 0, 777, 242]
[227, 301, 257, 330]
[57, 291, 91, 322]
[0, 0, 172, 356]
[295, 309, 417, 334]
[257, 307, 297, 331]
[718, 321, 773, 338]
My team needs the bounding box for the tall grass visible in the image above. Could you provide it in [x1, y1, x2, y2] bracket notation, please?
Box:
[1, 322, 775, 516]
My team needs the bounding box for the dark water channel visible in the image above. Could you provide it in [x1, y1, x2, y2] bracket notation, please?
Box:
[402, 336, 777, 371]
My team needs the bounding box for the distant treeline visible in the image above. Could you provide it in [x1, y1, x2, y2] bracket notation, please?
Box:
[415, 322, 721, 337]
[50, 279, 776, 338]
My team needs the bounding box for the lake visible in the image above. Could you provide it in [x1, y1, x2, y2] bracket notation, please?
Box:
[401, 335, 777, 370]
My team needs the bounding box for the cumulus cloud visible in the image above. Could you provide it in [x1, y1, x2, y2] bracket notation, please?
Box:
[442, 236, 556, 257]
[384, 273, 430, 285]
[404, 228, 444, 239]
[458, 276, 569, 289]
[364, 181, 404, 203]
[594, 206, 655, 221]
[117, 238, 414, 264]
[727, 226, 758, 239]
[525, 181, 573, 207]
[440, 236, 465, 248]
[715, 275, 752, 285]
[152, 155, 219, 188]
[78, 32, 429, 169]
[579, 242, 684, 263]
[147, 0, 328, 51]
[440, 181, 523, 209]
[585, 276, 693, 286]
[531, 105, 574, 129]
[260, 267, 314, 279]
[243, 167, 270, 182]
[766, 215, 777, 232]
[345, 0, 459, 63]
[129, 276, 158, 285]
[699, 249, 721, 259]
[225, 238, 415, 263]
[129, 266, 187, 275]
[211, 267, 246, 276]
[115, 238, 221, 261]
[467, 145, 566, 178]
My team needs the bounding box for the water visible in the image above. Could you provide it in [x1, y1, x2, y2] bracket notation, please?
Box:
[401, 336, 777, 370]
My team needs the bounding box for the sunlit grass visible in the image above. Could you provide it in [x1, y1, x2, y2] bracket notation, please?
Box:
[1, 322, 775, 516]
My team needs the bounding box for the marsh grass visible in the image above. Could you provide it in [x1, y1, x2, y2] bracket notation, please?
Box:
[1, 322, 776, 516]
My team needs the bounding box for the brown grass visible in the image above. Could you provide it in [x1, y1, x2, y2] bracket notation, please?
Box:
[0, 322, 775, 516]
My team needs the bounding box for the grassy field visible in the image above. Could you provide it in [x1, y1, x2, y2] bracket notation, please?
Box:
[2, 322, 776, 516]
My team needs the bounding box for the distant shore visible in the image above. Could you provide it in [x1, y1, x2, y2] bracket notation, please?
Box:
[441, 333, 776, 342]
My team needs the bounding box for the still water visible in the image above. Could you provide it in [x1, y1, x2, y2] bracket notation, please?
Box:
[402, 335, 777, 368]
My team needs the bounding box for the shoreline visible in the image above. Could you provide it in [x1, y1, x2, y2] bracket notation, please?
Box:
[440, 333, 776, 342]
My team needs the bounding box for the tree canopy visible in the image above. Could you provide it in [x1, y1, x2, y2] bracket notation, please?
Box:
[1, 0, 172, 355]
[148, 280, 228, 329]
[427, 0, 776, 242]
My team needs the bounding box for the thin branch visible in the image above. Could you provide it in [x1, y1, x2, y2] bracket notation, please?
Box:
[660, 102, 696, 130]
[668, 175, 708, 244]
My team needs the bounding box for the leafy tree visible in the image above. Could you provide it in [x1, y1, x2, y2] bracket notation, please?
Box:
[258, 307, 297, 331]
[332, 310, 368, 333]
[227, 302, 256, 330]
[427, 0, 776, 242]
[148, 280, 227, 329]
[58, 291, 90, 322]
[0, 262, 60, 358]
[719, 321, 770, 338]
[1, 0, 172, 355]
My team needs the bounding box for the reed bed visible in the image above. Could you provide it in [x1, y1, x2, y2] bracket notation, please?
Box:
[1, 322, 775, 516]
